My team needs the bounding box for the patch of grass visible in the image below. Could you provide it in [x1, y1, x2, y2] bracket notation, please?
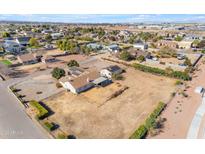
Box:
[30, 100, 49, 120]
[0, 59, 12, 66]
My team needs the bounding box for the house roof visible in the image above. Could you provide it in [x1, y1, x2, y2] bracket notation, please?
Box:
[18, 53, 37, 63]
[104, 65, 122, 73]
[16, 37, 31, 42]
[92, 76, 109, 85]
[108, 44, 119, 49]
[42, 55, 55, 60]
[61, 70, 100, 89]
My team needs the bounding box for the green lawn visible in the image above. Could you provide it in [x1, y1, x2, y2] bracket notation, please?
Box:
[0, 60, 12, 66]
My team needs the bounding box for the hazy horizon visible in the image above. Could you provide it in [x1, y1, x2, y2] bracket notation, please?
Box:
[1, 14, 205, 24]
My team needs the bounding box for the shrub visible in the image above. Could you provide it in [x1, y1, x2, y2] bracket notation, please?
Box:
[56, 82, 62, 88]
[136, 55, 145, 62]
[112, 74, 124, 80]
[119, 51, 132, 61]
[175, 80, 183, 85]
[57, 133, 67, 139]
[30, 100, 49, 120]
[51, 67, 65, 79]
[43, 122, 55, 132]
[129, 125, 148, 139]
[67, 60, 79, 67]
[130, 102, 166, 139]
[132, 63, 191, 81]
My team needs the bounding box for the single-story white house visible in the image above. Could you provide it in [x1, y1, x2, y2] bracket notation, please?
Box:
[51, 33, 64, 40]
[107, 44, 120, 53]
[100, 65, 123, 78]
[60, 70, 100, 94]
[133, 42, 148, 50]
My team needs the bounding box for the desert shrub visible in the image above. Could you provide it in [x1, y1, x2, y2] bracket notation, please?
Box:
[175, 80, 183, 85]
[57, 133, 67, 139]
[43, 122, 55, 132]
[112, 74, 124, 80]
[56, 82, 62, 88]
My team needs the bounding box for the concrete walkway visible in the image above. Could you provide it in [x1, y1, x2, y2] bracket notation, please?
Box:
[187, 97, 205, 139]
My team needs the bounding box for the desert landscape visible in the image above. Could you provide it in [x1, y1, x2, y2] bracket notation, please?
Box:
[43, 67, 176, 138]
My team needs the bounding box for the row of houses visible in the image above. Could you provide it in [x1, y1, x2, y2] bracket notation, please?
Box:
[157, 40, 193, 49]
[60, 65, 123, 94]
[17, 53, 56, 65]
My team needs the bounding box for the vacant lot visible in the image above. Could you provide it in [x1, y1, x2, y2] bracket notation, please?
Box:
[43, 67, 176, 139]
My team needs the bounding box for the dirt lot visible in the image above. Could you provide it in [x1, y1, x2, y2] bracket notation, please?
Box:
[43, 67, 176, 139]
[14, 74, 63, 102]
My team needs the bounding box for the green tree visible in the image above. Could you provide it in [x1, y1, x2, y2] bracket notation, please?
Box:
[184, 57, 192, 67]
[197, 40, 205, 48]
[137, 55, 145, 62]
[119, 51, 132, 61]
[174, 36, 183, 42]
[139, 32, 152, 42]
[45, 34, 52, 43]
[51, 67, 65, 79]
[2, 32, 10, 38]
[192, 40, 200, 48]
[67, 60, 79, 67]
[29, 38, 39, 47]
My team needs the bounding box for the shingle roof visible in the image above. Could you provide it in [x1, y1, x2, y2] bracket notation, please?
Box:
[61, 70, 100, 89]
[18, 53, 37, 63]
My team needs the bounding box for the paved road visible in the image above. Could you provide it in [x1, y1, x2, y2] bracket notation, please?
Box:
[186, 96, 205, 139]
[0, 71, 51, 139]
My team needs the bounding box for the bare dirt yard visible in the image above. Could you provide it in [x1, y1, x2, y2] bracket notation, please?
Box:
[151, 58, 205, 139]
[14, 74, 63, 102]
[43, 67, 176, 139]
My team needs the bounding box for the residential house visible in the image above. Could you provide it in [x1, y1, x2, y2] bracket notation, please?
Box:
[16, 37, 31, 46]
[92, 76, 112, 87]
[128, 49, 151, 59]
[42, 30, 53, 34]
[17, 53, 38, 65]
[177, 40, 192, 49]
[157, 40, 179, 49]
[3, 40, 24, 53]
[87, 43, 103, 50]
[133, 40, 148, 50]
[60, 70, 100, 94]
[107, 44, 120, 53]
[51, 33, 64, 40]
[41, 55, 56, 63]
[184, 34, 204, 41]
[100, 65, 123, 78]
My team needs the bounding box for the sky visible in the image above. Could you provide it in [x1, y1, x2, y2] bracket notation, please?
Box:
[0, 14, 205, 23]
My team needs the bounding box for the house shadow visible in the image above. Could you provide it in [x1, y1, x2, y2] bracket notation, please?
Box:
[67, 134, 77, 139]
[9, 70, 29, 78]
[39, 101, 55, 117]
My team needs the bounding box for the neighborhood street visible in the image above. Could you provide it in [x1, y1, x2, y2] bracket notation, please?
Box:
[186, 97, 205, 139]
[0, 71, 49, 139]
